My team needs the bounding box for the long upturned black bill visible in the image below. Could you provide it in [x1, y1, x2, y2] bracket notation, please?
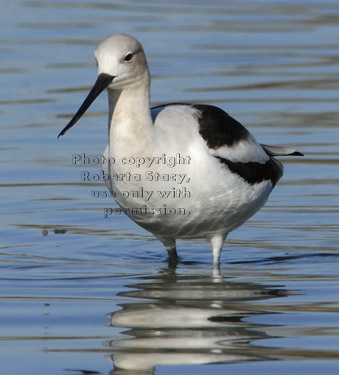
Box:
[57, 73, 114, 138]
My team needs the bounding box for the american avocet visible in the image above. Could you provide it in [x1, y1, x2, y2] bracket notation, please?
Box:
[58, 34, 302, 268]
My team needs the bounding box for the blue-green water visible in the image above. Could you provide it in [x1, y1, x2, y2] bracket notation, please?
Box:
[1, 1, 339, 374]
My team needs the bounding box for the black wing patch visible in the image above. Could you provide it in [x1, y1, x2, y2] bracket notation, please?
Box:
[192, 104, 249, 149]
[216, 156, 283, 186]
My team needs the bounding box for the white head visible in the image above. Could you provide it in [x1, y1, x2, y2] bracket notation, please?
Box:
[95, 34, 150, 90]
[58, 34, 149, 137]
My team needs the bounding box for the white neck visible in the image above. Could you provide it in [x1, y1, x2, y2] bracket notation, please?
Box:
[106, 80, 154, 157]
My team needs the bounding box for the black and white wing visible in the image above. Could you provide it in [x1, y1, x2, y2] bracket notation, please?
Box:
[192, 104, 287, 187]
[151, 103, 302, 187]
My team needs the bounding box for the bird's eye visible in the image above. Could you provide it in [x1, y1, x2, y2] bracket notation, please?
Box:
[124, 53, 133, 62]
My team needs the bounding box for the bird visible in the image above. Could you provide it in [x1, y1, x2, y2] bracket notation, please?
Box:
[58, 33, 303, 269]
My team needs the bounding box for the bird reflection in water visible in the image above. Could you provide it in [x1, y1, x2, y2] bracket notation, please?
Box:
[104, 266, 289, 374]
